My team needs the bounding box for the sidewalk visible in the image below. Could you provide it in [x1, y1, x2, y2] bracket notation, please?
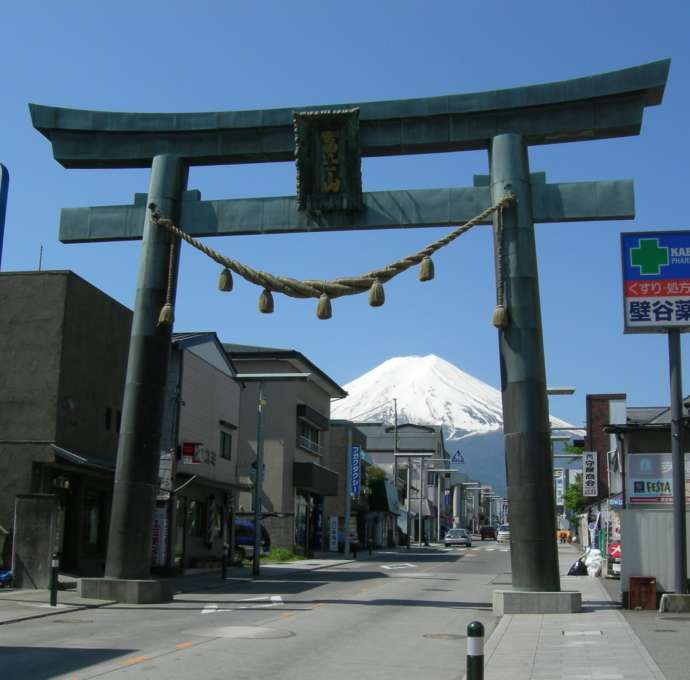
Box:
[476, 544, 667, 680]
[0, 554, 353, 626]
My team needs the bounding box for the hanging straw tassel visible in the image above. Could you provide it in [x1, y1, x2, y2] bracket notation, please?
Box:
[368, 278, 385, 307]
[316, 293, 332, 320]
[491, 305, 509, 328]
[158, 302, 174, 326]
[218, 268, 233, 292]
[259, 289, 274, 314]
[419, 256, 435, 282]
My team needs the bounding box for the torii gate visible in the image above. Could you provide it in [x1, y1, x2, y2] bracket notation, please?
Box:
[31, 59, 669, 601]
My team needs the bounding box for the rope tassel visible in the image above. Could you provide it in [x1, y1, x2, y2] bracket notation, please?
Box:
[259, 289, 274, 314]
[368, 278, 385, 307]
[419, 256, 435, 282]
[158, 302, 174, 326]
[491, 304, 509, 328]
[218, 268, 233, 292]
[316, 293, 332, 320]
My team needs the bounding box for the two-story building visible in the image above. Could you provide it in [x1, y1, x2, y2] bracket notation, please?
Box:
[0, 271, 130, 575]
[224, 344, 347, 554]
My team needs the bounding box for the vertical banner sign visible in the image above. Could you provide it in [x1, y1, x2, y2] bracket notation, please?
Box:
[151, 507, 168, 566]
[351, 445, 361, 497]
[621, 230, 690, 333]
[582, 452, 598, 497]
[329, 516, 339, 552]
[0, 164, 8, 270]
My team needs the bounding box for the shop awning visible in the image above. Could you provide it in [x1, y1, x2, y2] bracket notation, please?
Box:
[51, 445, 114, 473]
[293, 462, 338, 496]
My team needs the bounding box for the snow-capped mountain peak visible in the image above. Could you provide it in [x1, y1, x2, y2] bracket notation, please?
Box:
[331, 354, 571, 438]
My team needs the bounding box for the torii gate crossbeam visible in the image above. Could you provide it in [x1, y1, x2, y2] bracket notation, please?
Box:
[31, 59, 669, 601]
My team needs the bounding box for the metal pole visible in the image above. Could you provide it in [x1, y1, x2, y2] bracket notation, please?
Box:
[344, 426, 352, 558]
[49, 552, 59, 606]
[437, 474, 441, 542]
[105, 154, 187, 580]
[669, 329, 687, 594]
[406, 466, 411, 549]
[393, 398, 398, 546]
[252, 382, 265, 578]
[419, 457, 424, 547]
[490, 133, 559, 592]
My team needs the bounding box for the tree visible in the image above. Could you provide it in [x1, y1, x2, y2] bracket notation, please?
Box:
[563, 473, 588, 515]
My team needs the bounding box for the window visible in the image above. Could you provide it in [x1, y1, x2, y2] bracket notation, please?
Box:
[298, 420, 321, 454]
[187, 500, 207, 537]
[220, 431, 232, 460]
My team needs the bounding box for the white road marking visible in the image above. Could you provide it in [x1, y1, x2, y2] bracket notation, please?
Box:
[202, 595, 284, 614]
[381, 563, 416, 570]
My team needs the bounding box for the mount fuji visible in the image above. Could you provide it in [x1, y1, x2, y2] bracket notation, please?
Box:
[331, 354, 573, 495]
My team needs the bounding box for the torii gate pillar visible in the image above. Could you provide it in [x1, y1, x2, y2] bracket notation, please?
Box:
[105, 155, 187, 581]
[490, 134, 559, 591]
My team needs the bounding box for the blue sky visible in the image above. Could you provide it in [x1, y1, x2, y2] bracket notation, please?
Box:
[1, 1, 689, 427]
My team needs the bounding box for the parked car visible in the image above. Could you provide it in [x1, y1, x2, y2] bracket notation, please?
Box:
[496, 524, 511, 543]
[232, 519, 270, 560]
[444, 528, 472, 548]
[480, 526, 497, 540]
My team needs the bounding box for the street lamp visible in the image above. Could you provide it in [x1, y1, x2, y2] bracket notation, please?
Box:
[460, 482, 481, 532]
[235, 372, 311, 578]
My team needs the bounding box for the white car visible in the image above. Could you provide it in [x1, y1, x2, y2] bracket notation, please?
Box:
[496, 524, 510, 543]
[444, 528, 472, 548]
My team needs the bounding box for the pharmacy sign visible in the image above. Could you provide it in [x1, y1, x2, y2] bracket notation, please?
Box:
[621, 230, 690, 333]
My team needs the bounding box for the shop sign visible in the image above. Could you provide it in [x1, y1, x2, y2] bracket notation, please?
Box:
[582, 451, 598, 497]
[554, 468, 564, 505]
[351, 445, 361, 497]
[151, 507, 168, 567]
[621, 230, 690, 333]
[329, 516, 339, 552]
[608, 493, 624, 509]
[627, 453, 690, 504]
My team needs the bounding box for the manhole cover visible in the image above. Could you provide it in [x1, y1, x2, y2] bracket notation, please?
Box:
[193, 626, 295, 639]
[423, 633, 466, 640]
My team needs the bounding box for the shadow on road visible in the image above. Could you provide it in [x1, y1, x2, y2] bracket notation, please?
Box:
[0, 646, 135, 679]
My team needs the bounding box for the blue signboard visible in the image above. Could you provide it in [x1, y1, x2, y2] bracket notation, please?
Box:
[0, 164, 8, 270]
[351, 445, 361, 496]
[621, 230, 690, 333]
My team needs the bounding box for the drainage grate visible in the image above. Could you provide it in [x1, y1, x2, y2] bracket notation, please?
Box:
[423, 633, 466, 640]
[53, 619, 94, 624]
[654, 629, 677, 633]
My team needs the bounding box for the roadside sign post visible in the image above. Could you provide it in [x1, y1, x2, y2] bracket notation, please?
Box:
[622, 230, 690, 594]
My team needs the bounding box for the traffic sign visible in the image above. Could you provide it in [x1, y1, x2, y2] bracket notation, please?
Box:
[621, 230, 690, 333]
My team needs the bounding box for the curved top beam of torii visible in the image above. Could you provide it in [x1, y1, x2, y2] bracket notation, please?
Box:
[30, 59, 669, 169]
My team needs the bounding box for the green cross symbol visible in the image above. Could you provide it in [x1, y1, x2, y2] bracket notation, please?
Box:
[630, 238, 669, 275]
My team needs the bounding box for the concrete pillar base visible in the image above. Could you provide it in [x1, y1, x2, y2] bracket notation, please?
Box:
[493, 589, 581, 615]
[80, 577, 174, 604]
[659, 593, 690, 613]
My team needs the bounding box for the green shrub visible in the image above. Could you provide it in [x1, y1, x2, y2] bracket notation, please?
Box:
[264, 547, 304, 562]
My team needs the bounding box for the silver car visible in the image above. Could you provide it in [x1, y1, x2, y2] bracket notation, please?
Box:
[444, 528, 472, 548]
[496, 524, 511, 543]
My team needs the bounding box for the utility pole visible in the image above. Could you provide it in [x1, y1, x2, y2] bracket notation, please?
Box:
[393, 398, 398, 546]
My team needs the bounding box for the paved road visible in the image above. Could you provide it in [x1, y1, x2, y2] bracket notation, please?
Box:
[0, 542, 511, 679]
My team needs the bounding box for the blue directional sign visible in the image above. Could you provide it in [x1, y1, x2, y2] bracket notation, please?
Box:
[0, 164, 8, 270]
[621, 230, 690, 333]
[351, 445, 361, 496]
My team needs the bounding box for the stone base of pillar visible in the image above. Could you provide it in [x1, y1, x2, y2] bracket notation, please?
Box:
[492, 589, 581, 615]
[659, 593, 690, 613]
[80, 577, 174, 604]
